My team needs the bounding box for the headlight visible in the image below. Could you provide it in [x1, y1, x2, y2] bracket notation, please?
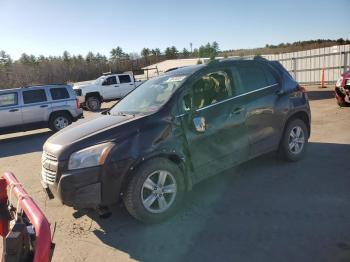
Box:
[68, 142, 114, 170]
[336, 77, 343, 87]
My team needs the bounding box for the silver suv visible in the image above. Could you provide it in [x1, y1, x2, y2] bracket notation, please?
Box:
[0, 85, 83, 135]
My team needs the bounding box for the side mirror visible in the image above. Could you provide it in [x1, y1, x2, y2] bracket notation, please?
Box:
[102, 80, 108, 86]
[193, 116, 206, 133]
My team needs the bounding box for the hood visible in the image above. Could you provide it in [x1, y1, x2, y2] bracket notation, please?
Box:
[44, 114, 136, 158]
[341, 70, 350, 77]
[73, 80, 96, 89]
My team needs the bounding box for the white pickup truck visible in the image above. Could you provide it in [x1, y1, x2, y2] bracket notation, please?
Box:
[73, 73, 145, 111]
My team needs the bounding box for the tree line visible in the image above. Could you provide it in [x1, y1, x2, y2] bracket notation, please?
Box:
[1, 38, 348, 89]
[0, 42, 220, 88]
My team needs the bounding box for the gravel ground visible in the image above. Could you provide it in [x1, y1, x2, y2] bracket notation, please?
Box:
[0, 86, 349, 262]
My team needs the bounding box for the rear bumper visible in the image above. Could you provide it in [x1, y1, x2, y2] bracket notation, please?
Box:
[73, 111, 84, 121]
[77, 96, 85, 105]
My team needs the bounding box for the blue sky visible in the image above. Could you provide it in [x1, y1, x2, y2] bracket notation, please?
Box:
[0, 0, 349, 59]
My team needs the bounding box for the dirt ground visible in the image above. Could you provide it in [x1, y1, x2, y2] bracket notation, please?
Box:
[0, 86, 349, 262]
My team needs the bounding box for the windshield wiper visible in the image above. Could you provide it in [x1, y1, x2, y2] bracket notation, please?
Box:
[116, 111, 135, 117]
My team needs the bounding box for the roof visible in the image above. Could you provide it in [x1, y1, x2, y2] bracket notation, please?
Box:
[0, 84, 69, 92]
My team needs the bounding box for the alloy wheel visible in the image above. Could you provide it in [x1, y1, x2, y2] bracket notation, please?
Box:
[141, 170, 177, 214]
[54, 116, 69, 130]
[288, 126, 305, 154]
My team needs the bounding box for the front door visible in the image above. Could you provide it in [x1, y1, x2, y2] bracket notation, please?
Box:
[179, 67, 248, 181]
[101, 76, 119, 99]
[0, 92, 22, 130]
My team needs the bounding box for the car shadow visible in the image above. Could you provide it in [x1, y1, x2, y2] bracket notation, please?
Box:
[307, 90, 334, 101]
[86, 142, 350, 262]
[0, 131, 52, 158]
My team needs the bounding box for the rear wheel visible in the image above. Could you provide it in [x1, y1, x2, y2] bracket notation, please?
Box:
[86, 96, 101, 111]
[123, 158, 185, 223]
[49, 112, 72, 132]
[279, 119, 308, 162]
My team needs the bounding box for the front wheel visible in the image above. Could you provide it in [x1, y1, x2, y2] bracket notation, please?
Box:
[123, 158, 185, 223]
[279, 119, 308, 162]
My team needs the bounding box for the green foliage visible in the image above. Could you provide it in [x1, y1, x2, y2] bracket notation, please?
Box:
[151, 48, 161, 56]
[110, 46, 126, 61]
[141, 48, 150, 58]
[182, 48, 190, 58]
[198, 42, 219, 59]
[0, 50, 12, 66]
[165, 46, 178, 59]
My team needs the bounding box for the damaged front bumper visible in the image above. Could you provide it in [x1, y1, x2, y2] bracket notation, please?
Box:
[335, 85, 350, 106]
[42, 166, 102, 209]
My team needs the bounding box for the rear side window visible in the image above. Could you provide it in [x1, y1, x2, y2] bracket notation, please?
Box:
[0, 93, 17, 107]
[237, 63, 268, 93]
[50, 88, 70, 100]
[23, 90, 47, 104]
[118, 75, 131, 83]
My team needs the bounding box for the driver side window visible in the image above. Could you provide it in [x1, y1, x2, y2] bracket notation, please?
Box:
[102, 76, 117, 86]
[182, 70, 233, 112]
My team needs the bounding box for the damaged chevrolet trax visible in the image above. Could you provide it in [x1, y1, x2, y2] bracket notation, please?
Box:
[42, 58, 311, 223]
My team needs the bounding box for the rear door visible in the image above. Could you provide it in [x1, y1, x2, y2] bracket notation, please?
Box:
[179, 67, 248, 181]
[21, 89, 52, 125]
[118, 74, 135, 97]
[235, 61, 282, 157]
[0, 91, 22, 128]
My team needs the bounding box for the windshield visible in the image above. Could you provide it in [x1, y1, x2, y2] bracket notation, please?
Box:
[95, 76, 106, 84]
[110, 74, 188, 115]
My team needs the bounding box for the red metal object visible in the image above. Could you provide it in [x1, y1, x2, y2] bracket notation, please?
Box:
[335, 69, 350, 106]
[1, 172, 52, 262]
[0, 178, 9, 237]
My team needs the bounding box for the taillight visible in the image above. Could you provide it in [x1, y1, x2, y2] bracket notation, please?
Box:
[298, 85, 308, 99]
[76, 99, 80, 109]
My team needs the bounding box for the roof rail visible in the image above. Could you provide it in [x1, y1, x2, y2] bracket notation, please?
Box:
[22, 84, 67, 88]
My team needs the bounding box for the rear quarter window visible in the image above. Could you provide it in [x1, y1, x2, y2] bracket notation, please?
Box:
[0, 93, 17, 107]
[263, 66, 278, 86]
[50, 88, 70, 100]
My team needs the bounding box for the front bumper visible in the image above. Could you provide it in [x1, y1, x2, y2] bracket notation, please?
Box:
[41, 157, 131, 209]
[43, 166, 102, 209]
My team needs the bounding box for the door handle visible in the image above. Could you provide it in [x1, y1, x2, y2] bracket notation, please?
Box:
[232, 106, 244, 114]
[129, 83, 134, 86]
[9, 109, 19, 112]
[114, 85, 119, 87]
[40, 105, 48, 108]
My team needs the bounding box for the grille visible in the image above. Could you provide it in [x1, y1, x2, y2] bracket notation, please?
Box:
[41, 151, 58, 185]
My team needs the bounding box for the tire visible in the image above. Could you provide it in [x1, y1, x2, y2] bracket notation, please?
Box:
[123, 158, 185, 223]
[279, 119, 308, 162]
[49, 112, 72, 132]
[86, 96, 101, 111]
[336, 99, 350, 107]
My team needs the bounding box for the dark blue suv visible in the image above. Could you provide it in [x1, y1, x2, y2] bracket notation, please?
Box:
[42, 57, 311, 223]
